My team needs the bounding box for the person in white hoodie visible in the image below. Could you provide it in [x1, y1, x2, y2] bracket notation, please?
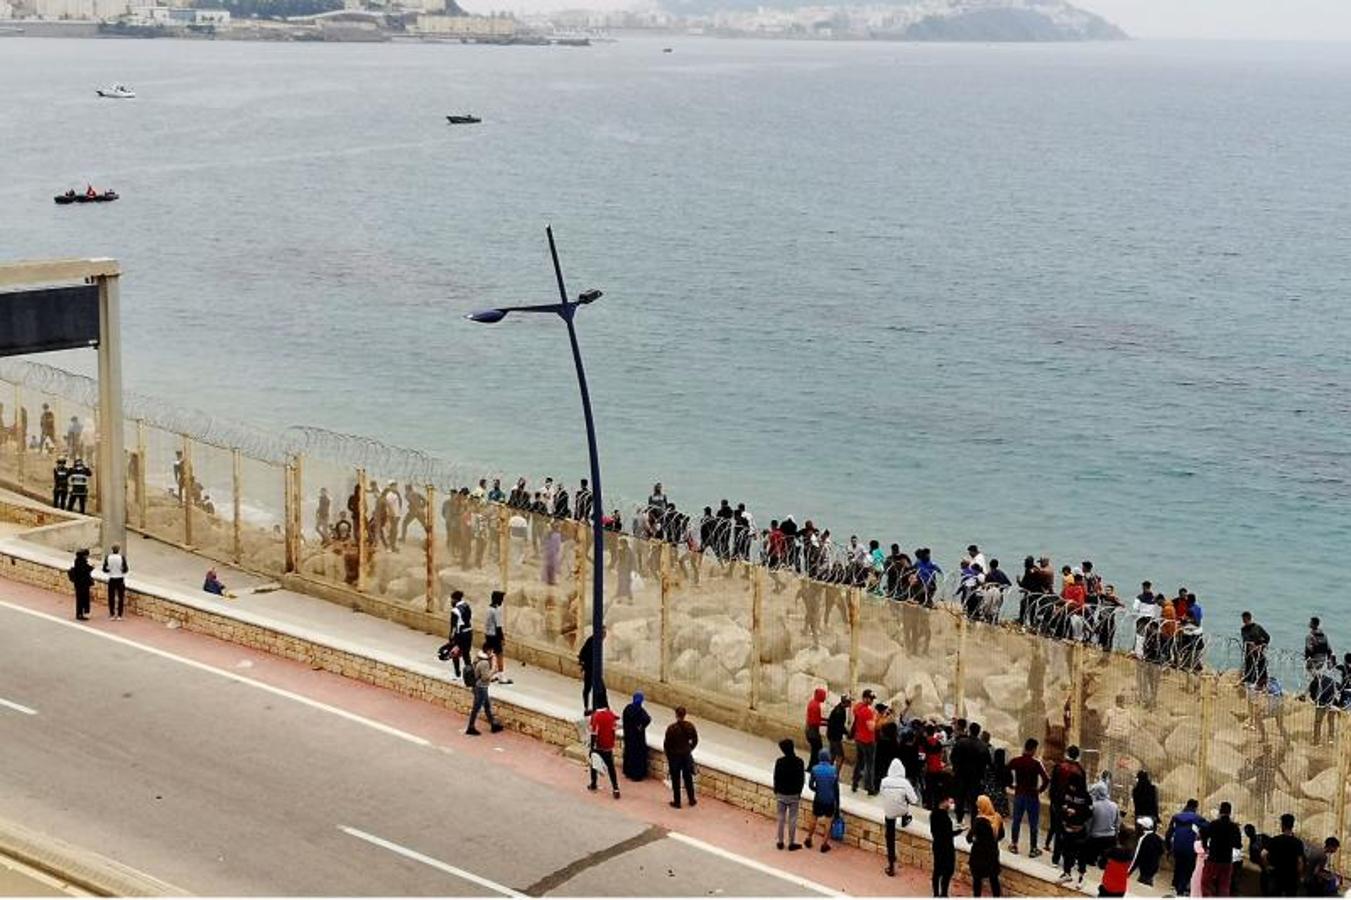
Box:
[880, 758, 920, 877]
[102, 543, 128, 620]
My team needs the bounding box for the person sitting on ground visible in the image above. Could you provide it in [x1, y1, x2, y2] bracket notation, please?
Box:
[203, 569, 229, 596]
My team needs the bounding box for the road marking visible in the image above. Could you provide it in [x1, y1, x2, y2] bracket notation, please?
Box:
[339, 826, 523, 897]
[666, 832, 841, 897]
[0, 697, 38, 716]
[0, 600, 430, 747]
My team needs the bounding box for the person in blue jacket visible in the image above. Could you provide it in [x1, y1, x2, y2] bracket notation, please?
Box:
[803, 749, 840, 853]
[1165, 798, 1208, 896]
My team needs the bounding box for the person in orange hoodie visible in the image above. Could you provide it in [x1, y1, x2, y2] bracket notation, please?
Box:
[1159, 599, 1179, 665]
[804, 687, 827, 762]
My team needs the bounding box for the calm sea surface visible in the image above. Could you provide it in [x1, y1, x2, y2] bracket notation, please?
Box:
[2, 36, 1349, 655]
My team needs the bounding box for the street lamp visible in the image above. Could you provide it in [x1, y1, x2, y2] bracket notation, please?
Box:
[465, 226, 609, 711]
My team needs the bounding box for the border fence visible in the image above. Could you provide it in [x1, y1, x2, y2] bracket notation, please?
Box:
[0, 359, 1346, 851]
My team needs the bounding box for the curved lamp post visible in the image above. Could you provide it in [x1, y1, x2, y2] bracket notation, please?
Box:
[465, 226, 608, 711]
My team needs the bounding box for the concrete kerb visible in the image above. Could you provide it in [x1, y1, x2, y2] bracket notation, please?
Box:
[0, 816, 185, 897]
[0, 535, 1083, 897]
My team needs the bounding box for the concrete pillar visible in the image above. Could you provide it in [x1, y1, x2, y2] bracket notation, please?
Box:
[95, 273, 126, 550]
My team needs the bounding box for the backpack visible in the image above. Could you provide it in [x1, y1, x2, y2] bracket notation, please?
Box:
[463, 660, 479, 688]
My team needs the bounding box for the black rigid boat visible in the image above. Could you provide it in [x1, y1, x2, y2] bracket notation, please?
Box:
[446, 114, 481, 125]
[55, 190, 119, 204]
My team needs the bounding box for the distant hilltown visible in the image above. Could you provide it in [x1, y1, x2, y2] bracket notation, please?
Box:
[0, 0, 1125, 42]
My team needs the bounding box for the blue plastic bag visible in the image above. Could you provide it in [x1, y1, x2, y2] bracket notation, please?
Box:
[830, 813, 845, 842]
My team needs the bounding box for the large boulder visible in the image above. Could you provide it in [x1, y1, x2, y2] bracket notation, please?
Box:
[818, 653, 851, 688]
[1159, 763, 1199, 801]
[1302, 766, 1343, 802]
[762, 663, 789, 704]
[983, 672, 1031, 711]
[709, 627, 752, 674]
[1164, 722, 1202, 760]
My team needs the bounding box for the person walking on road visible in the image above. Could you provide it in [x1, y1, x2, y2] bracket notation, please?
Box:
[68, 548, 93, 620]
[448, 591, 473, 678]
[930, 794, 961, 897]
[587, 703, 620, 798]
[485, 591, 510, 683]
[578, 626, 606, 713]
[773, 738, 805, 851]
[803, 749, 839, 854]
[880, 758, 919, 877]
[102, 543, 128, 620]
[664, 706, 699, 809]
[464, 646, 503, 736]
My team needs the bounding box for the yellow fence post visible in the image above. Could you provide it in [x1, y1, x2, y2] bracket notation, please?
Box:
[750, 563, 764, 710]
[848, 586, 862, 700]
[136, 420, 147, 531]
[355, 467, 368, 592]
[1335, 709, 1351, 852]
[1068, 642, 1085, 749]
[181, 435, 193, 547]
[15, 383, 24, 489]
[424, 484, 436, 614]
[1196, 673, 1217, 802]
[955, 613, 969, 719]
[497, 505, 509, 592]
[231, 449, 242, 564]
[283, 458, 297, 574]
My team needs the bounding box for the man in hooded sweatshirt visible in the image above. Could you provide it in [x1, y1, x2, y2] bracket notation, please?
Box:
[804, 749, 839, 854]
[772, 739, 805, 851]
[804, 687, 827, 762]
[1086, 779, 1121, 870]
[880, 758, 920, 877]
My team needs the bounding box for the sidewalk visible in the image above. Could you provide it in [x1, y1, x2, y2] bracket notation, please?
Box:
[0, 507, 1157, 898]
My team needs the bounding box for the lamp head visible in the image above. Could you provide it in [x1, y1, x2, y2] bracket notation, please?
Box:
[465, 308, 508, 324]
[577, 289, 603, 304]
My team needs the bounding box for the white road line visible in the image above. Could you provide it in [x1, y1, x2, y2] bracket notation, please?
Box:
[667, 832, 843, 897]
[339, 826, 524, 897]
[0, 600, 430, 747]
[0, 697, 38, 716]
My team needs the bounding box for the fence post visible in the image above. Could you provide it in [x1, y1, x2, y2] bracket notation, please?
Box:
[1068, 642, 1085, 749]
[231, 449, 242, 564]
[954, 612, 969, 718]
[15, 383, 24, 489]
[660, 542, 672, 685]
[1196, 673, 1217, 802]
[355, 467, 368, 592]
[573, 519, 588, 642]
[750, 563, 764, 710]
[1335, 710, 1351, 853]
[848, 586, 861, 700]
[424, 484, 436, 614]
[136, 420, 147, 531]
[497, 505, 509, 592]
[181, 435, 193, 547]
[283, 458, 297, 573]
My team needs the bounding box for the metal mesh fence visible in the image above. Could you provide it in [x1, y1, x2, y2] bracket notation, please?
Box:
[236, 454, 284, 574]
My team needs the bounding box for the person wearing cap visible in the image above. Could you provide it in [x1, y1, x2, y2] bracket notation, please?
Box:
[447, 590, 473, 677]
[67, 458, 91, 514]
[1130, 816, 1166, 887]
[67, 548, 94, 620]
[850, 689, 878, 795]
[52, 456, 70, 510]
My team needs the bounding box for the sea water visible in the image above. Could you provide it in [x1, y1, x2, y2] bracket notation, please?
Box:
[1, 36, 1348, 656]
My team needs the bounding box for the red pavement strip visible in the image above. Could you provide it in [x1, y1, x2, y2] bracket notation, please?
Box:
[2, 576, 937, 897]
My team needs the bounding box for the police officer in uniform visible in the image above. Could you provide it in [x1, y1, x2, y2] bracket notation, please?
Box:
[67, 459, 91, 514]
[52, 457, 70, 510]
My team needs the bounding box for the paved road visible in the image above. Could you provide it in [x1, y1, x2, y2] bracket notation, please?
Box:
[0, 600, 827, 897]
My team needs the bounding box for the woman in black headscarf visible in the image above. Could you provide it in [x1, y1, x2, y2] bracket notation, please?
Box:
[621, 691, 651, 780]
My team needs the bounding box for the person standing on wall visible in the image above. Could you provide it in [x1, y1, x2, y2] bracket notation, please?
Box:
[52, 456, 69, 510]
[664, 706, 699, 809]
[448, 591, 473, 678]
[578, 626, 606, 713]
[102, 543, 128, 620]
[68, 548, 93, 620]
[485, 590, 510, 683]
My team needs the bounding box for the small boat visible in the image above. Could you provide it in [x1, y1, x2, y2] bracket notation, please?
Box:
[446, 114, 481, 125]
[96, 85, 135, 99]
[55, 190, 119, 205]
[662, 47, 673, 53]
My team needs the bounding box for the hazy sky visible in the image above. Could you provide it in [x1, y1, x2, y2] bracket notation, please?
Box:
[1077, 0, 1351, 41]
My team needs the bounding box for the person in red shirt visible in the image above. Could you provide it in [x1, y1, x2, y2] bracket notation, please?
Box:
[588, 704, 620, 798]
[805, 687, 827, 762]
[1099, 839, 1133, 896]
[1006, 737, 1050, 856]
[923, 724, 948, 809]
[850, 690, 878, 795]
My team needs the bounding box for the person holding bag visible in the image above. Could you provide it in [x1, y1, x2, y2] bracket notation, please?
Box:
[803, 749, 840, 853]
[587, 703, 620, 798]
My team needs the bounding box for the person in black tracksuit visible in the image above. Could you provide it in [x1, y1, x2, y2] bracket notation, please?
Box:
[578, 626, 606, 713]
[67, 459, 90, 514]
[52, 457, 69, 510]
